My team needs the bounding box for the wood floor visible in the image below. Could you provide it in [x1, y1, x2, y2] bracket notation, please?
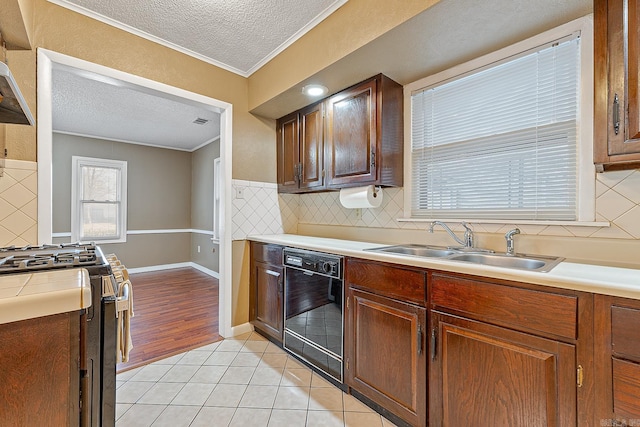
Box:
[116, 267, 222, 373]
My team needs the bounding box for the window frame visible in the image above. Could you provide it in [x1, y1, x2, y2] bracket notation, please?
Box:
[71, 156, 128, 244]
[402, 15, 595, 225]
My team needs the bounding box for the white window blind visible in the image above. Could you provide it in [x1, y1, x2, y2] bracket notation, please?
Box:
[410, 35, 580, 221]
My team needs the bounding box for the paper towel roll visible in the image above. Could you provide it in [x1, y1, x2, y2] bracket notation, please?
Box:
[339, 185, 383, 209]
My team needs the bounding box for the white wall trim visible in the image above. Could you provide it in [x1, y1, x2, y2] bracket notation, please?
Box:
[3, 159, 37, 170]
[53, 130, 221, 153]
[37, 48, 234, 338]
[53, 228, 216, 237]
[230, 322, 254, 337]
[47, 0, 348, 78]
[127, 262, 219, 279]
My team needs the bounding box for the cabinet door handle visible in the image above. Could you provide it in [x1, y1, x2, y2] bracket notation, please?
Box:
[417, 324, 422, 355]
[613, 93, 620, 135]
[293, 164, 299, 183]
[431, 328, 438, 361]
[370, 151, 376, 168]
[266, 270, 280, 277]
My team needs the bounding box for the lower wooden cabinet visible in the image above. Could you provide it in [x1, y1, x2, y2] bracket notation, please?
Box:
[429, 272, 593, 427]
[595, 295, 640, 426]
[345, 288, 427, 427]
[249, 242, 284, 342]
[429, 311, 577, 427]
[344, 258, 427, 427]
[0, 312, 81, 426]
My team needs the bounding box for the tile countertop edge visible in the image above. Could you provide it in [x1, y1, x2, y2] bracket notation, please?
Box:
[0, 269, 92, 325]
[247, 234, 640, 300]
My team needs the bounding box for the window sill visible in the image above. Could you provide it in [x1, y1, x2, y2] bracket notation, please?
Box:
[396, 218, 611, 228]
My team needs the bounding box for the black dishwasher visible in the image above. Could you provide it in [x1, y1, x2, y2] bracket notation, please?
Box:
[283, 247, 344, 384]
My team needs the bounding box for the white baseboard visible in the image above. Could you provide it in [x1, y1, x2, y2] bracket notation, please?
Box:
[228, 322, 254, 338]
[127, 262, 219, 278]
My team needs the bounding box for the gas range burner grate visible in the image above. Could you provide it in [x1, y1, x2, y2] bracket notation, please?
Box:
[0, 242, 100, 274]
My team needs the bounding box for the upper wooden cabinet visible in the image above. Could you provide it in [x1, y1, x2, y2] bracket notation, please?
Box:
[325, 74, 403, 188]
[276, 74, 403, 193]
[595, 0, 640, 171]
[276, 102, 324, 193]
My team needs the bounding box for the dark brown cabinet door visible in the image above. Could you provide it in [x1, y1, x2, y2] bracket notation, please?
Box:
[429, 311, 577, 427]
[299, 102, 324, 191]
[250, 242, 284, 342]
[594, 295, 640, 426]
[276, 111, 300, 193]
[0, 312, 80, 427]
[252, 262, 283, 341]
[345, 288, 427, 427]
[595, 0, 640, 169]
[326, 78, 378, 187]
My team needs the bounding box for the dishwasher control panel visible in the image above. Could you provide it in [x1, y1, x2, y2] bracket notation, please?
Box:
[283, 248, 342, 279]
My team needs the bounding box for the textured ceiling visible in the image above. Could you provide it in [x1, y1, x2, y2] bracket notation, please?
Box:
[52, 65, 221, 151]
[48, 0, 348, 76]
[47, 0, 347, 149]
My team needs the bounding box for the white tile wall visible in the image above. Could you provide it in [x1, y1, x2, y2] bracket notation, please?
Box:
[293, 170, 640, 240]
[231, 180, 298, 240]
[0, 160, 37, 247]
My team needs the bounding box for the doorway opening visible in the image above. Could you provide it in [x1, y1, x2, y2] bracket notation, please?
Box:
[36, 49, 234, 346]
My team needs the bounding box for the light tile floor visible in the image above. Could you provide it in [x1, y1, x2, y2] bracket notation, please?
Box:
[116, 331, 398, 427]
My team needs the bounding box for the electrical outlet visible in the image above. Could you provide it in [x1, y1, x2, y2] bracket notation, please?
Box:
[355, 208, 362, 219]
[235, 187, 245, 199]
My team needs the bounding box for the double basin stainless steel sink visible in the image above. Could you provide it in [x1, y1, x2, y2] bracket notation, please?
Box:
[365, 244, 564, 272]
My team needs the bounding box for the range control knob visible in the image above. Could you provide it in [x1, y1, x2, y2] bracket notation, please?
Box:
[321, 261, 336, 274]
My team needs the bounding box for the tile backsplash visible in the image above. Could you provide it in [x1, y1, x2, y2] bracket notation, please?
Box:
[231, 180, 298, 240]
[0, 160, 38, 247]
[294, 169, 640, 240]
[2, 167, 638, 246]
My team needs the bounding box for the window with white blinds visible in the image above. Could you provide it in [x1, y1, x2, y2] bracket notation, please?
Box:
[410, 34, 582, 221]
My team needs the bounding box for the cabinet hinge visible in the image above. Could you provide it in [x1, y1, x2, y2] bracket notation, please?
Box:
[370, 151, 376, 168]
[346, 358, 349, 371]
[577, 365, 584, 388]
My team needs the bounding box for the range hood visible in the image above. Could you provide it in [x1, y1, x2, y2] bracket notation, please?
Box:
[0, 61, 34, 125]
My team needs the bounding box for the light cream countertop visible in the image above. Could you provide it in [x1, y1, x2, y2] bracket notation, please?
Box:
[248, 234, 640, 300]
[0, 268, 91, 325]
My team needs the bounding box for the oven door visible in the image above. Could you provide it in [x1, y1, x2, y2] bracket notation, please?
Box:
[283, 267, 343, 382]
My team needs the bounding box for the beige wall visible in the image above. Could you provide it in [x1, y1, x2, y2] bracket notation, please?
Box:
[247, 0, 441, 111]
[191, 140, 220, 272]
[4, 0, 275, 183]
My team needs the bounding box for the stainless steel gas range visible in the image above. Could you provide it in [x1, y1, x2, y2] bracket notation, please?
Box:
[0, 242, 117, 427]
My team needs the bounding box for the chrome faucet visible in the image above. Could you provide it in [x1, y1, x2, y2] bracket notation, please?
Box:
[505, 228, 521, 255]
[429, 221, 474, 248]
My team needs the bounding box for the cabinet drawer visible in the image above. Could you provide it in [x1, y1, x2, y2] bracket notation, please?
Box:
[613, 358, 640, 418]
[251, 242, 283, 265]
[612, 305, 640, 361]
[346, 259, 426, 305]
[431, 274, 578, 340]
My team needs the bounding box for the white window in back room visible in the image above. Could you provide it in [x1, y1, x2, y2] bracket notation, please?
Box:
[71, 156, 127, 243]
[405, 16, 594, 223]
